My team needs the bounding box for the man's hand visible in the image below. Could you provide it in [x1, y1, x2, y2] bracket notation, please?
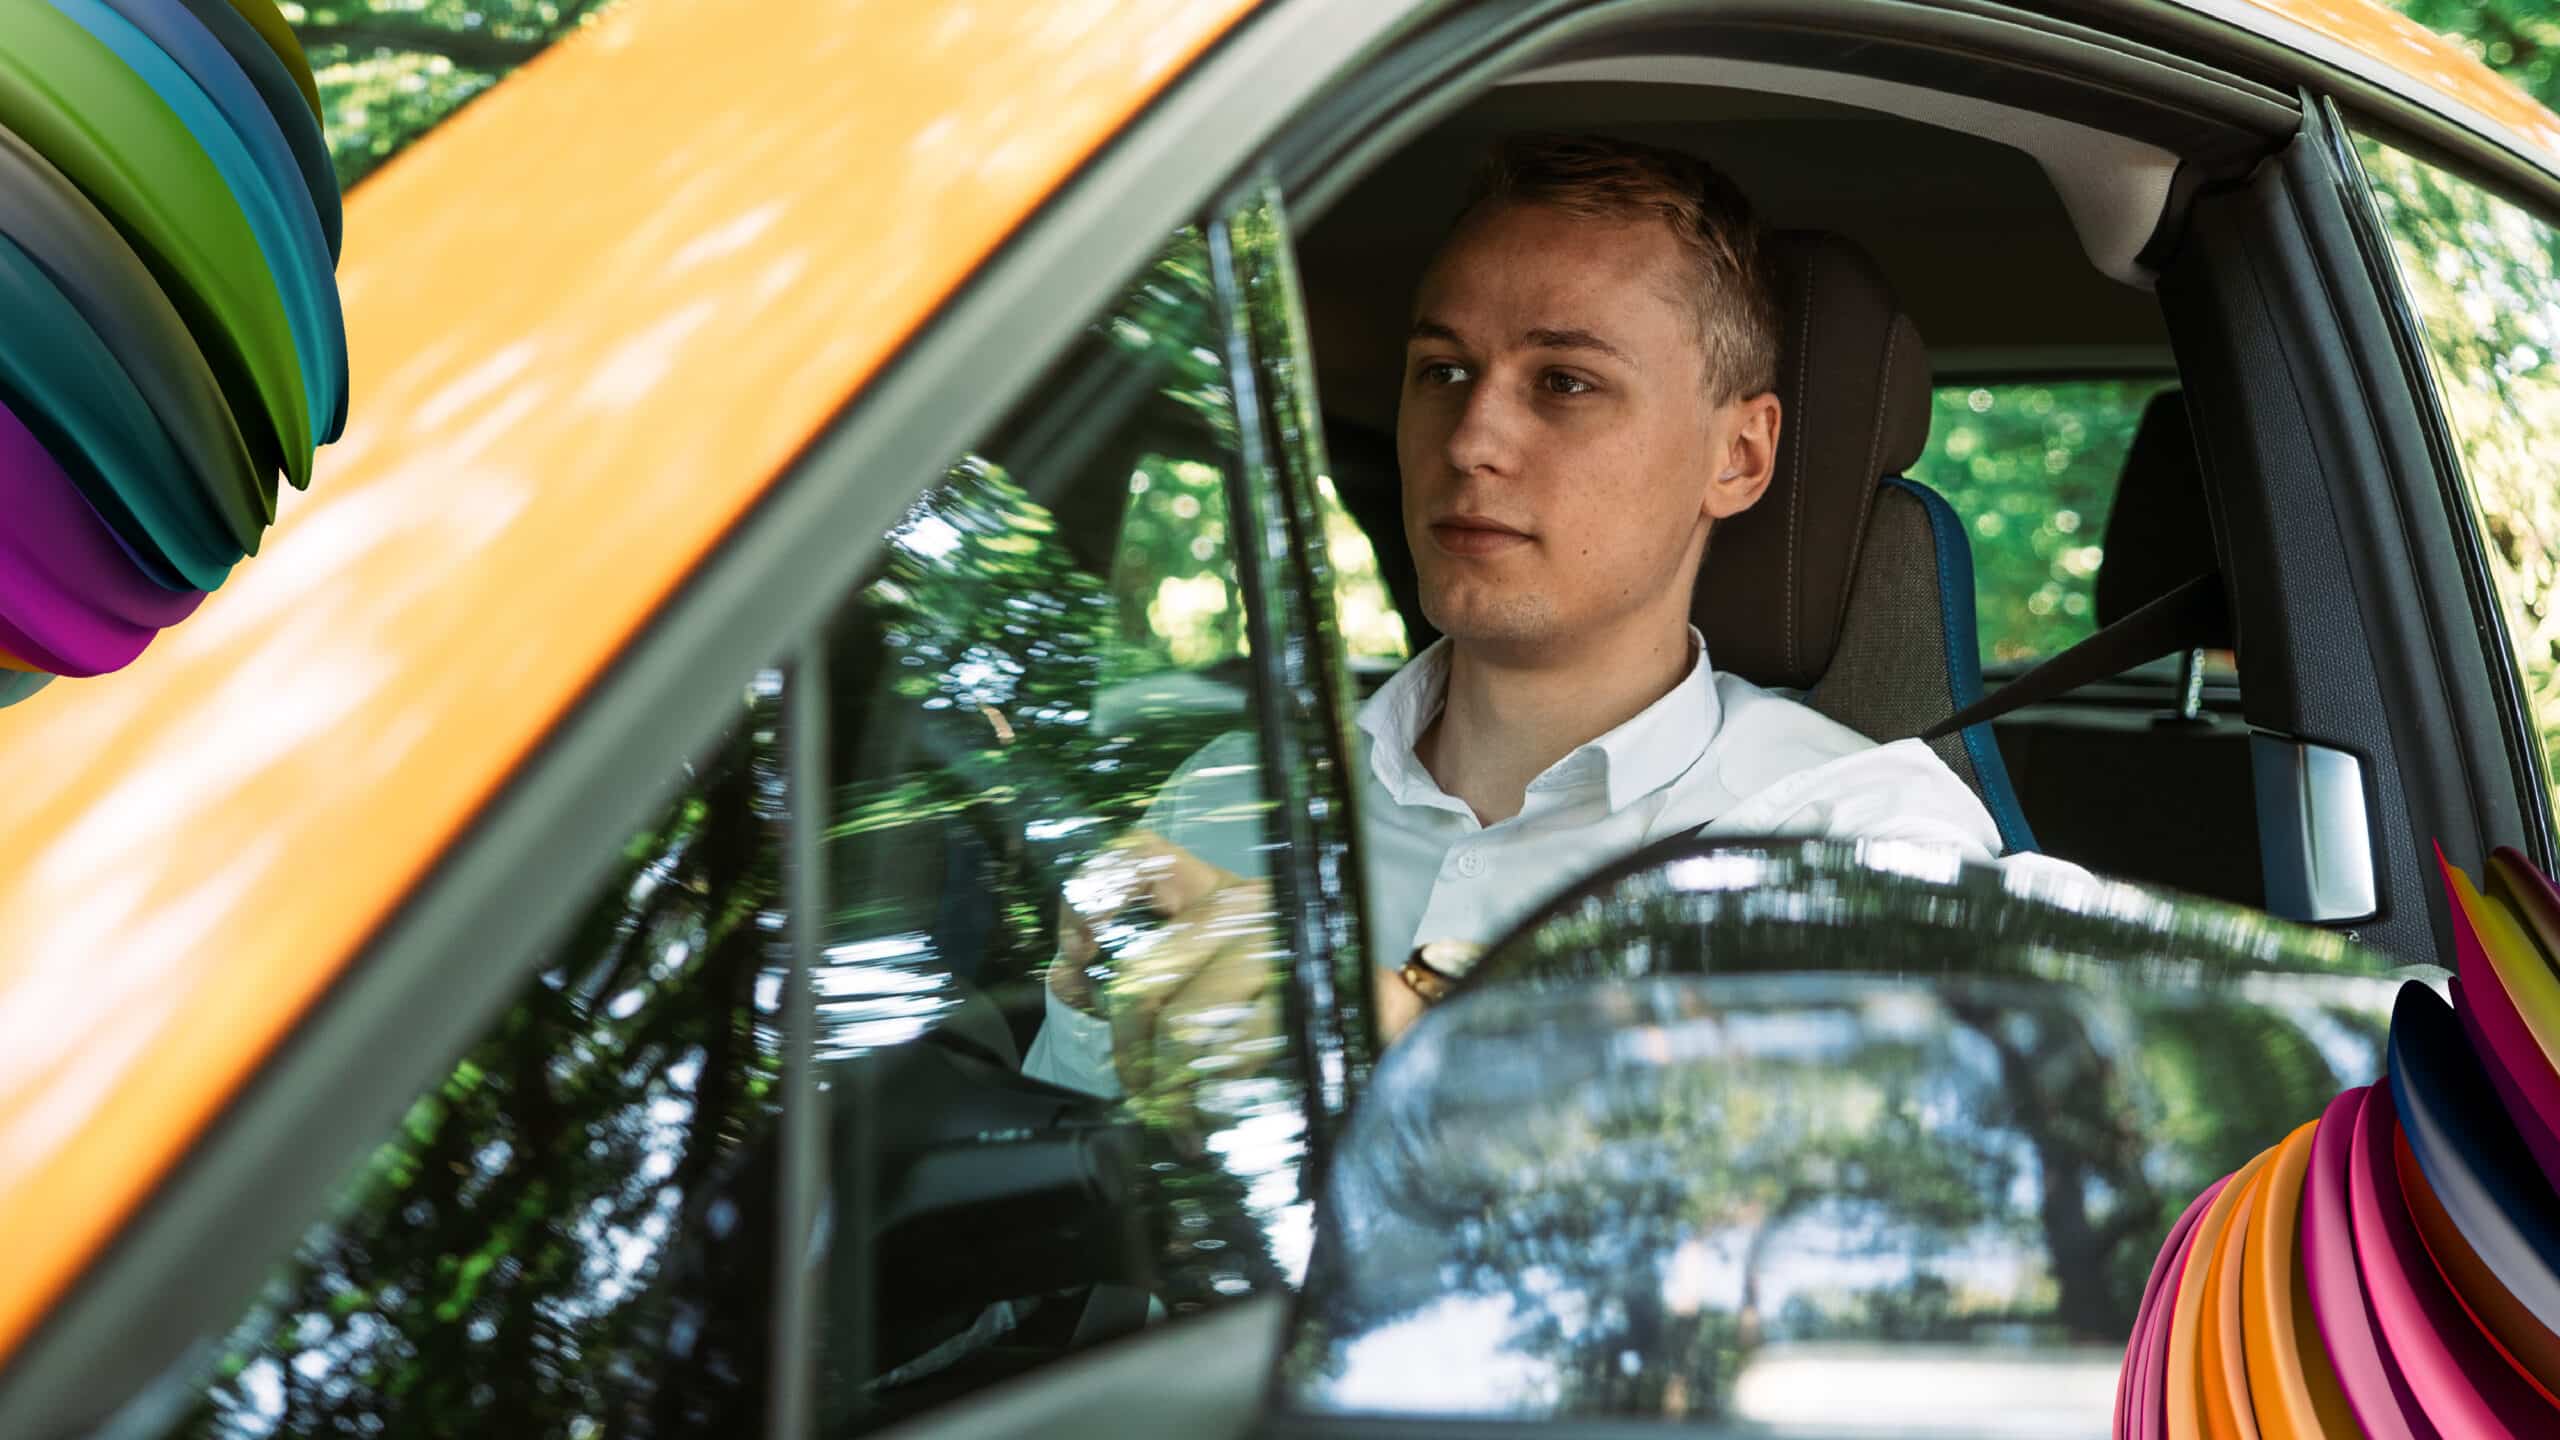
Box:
[1050, 831, 1281, 1123]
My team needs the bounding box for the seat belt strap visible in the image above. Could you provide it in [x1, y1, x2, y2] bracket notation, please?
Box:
[1921, 573, 2227, 741]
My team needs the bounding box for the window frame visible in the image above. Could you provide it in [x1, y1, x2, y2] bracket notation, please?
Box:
[2332, 106, 2560, 870]
[0, 1, 1429, 1432]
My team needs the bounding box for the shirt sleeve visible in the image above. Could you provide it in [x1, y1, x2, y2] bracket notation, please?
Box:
[1019, 983, 1123, 1097]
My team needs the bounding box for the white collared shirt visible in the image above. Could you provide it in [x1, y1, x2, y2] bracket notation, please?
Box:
[1024, 629, 2073, 1094]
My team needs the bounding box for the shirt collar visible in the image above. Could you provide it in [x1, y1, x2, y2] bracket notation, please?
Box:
[1354, 626, 1722, 816]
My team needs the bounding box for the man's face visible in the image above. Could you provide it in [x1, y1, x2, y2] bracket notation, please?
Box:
[1397, 202, 1772, 659]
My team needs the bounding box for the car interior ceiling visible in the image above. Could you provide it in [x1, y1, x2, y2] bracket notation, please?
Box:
[1298, 67, 2274, 908]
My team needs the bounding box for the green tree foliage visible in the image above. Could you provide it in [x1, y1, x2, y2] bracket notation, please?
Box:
[2385, 0, 2560, 112]
[1905, 381, 2173, 666]
[288, 0, 622, 189]
[2357, 136, 2560, 825]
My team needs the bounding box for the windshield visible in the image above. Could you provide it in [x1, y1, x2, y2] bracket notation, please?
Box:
[1276, 840, 2413, 1436]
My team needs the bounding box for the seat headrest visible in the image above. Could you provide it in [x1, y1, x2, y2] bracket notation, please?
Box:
[1693, 231, 1933, 689]
[2095, 390, 2230, 647]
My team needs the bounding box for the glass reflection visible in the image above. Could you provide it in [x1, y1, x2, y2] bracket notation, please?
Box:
[2357, 136, 2560, 821]
[1280, 839, 2408, 1433]
[811, 220, 1316, 1431]
[160, 689, 788, 1438]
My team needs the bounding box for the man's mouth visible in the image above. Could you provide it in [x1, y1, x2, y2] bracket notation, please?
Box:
[1429, 514, 1532, 557]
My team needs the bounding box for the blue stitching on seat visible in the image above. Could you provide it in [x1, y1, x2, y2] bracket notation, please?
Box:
[1880, 476, 2039, 854]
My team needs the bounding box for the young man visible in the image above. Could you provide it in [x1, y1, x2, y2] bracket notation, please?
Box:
[1026, 134, 2063, 1096]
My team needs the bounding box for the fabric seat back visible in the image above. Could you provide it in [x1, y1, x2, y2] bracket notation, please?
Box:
[1694, 230, 2036, 852]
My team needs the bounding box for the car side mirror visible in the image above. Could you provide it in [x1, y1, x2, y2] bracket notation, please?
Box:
[1269, 838, 2413, 1432]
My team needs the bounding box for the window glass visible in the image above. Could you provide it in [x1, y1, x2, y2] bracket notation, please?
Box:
[809, 221, 1319, 1432]
[2354, 133, 2560, 825]
[292, 1, 619, 188]
[1905, 379, 2178, 666]
[158, 688, 789, 1438]
[1317, 474, 1409, 664]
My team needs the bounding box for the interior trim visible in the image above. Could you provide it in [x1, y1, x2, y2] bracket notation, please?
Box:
[1281, 0, 2296, 231]
[1507, 53, 2182, 284]
[0, 0, 1430, 1429]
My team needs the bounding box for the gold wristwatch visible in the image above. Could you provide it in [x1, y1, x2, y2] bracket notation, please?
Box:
[1398, 939, 1484, 1006]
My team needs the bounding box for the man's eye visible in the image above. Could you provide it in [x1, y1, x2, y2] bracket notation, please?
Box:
[1542, 371, 1594, 396]
[1416, 361, 1469, 386]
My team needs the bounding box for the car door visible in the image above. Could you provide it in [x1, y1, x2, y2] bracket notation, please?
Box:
[0, 4, 1427, 1434]
[24, 194, 1372, 1440]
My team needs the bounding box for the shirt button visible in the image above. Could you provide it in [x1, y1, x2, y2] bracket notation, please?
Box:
[1455, 849, 1487, 878]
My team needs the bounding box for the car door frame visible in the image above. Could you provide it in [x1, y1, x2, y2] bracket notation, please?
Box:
[0, 1, 1432, 1433]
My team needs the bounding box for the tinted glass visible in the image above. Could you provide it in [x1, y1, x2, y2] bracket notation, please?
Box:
[158, 686, 788, 1437]
[809, 216, 1321, 1432]
[2354, 133, 2560, 831]
[1906, 379, 2178, 666]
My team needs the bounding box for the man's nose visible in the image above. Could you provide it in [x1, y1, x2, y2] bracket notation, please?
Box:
[1442, 376, 1521, 478]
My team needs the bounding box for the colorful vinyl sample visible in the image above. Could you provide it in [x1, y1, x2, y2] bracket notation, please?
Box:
[0, 0, 344, 705]
[2119, 846, 2560, 1437]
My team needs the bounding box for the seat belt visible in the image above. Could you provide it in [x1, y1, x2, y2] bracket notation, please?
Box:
[1922, 572, 2228, 741]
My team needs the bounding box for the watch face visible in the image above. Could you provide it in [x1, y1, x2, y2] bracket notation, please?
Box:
[1398, 961, 1453, 1005]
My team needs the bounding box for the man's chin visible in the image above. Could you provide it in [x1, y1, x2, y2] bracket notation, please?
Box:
[1421, 592, 1558, 651]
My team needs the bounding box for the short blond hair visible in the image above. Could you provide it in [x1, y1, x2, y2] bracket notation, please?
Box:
[1457, 133, 1780, 403]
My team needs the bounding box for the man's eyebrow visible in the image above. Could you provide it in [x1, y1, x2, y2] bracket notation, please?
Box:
[1523, 327, 1634, 366]
[1407, 319, 1635, 367]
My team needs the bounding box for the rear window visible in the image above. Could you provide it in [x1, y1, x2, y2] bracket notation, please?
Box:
[1905, 378, 2178, 668]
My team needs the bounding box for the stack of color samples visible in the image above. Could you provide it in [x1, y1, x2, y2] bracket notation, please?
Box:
[0, 0, 346, 707]
[2120, 847, 2560, 1438]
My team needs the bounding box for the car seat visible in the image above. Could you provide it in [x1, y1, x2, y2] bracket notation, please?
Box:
[1693, 230, 2037, 853]
[1990, 389, 2264, 903]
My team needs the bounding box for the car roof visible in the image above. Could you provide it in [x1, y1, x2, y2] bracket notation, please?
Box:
[0, 0, 2547, 1377]
[2228, 0, 2560, 165]
[0, 0, 1253, 1363]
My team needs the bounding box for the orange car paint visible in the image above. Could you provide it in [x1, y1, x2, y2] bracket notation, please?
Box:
[0, 0, 1254, 1363]
[2230, 0, 2560, 161]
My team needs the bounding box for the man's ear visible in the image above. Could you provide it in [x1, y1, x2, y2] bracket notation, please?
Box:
[1702, 391, 1781, 521]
